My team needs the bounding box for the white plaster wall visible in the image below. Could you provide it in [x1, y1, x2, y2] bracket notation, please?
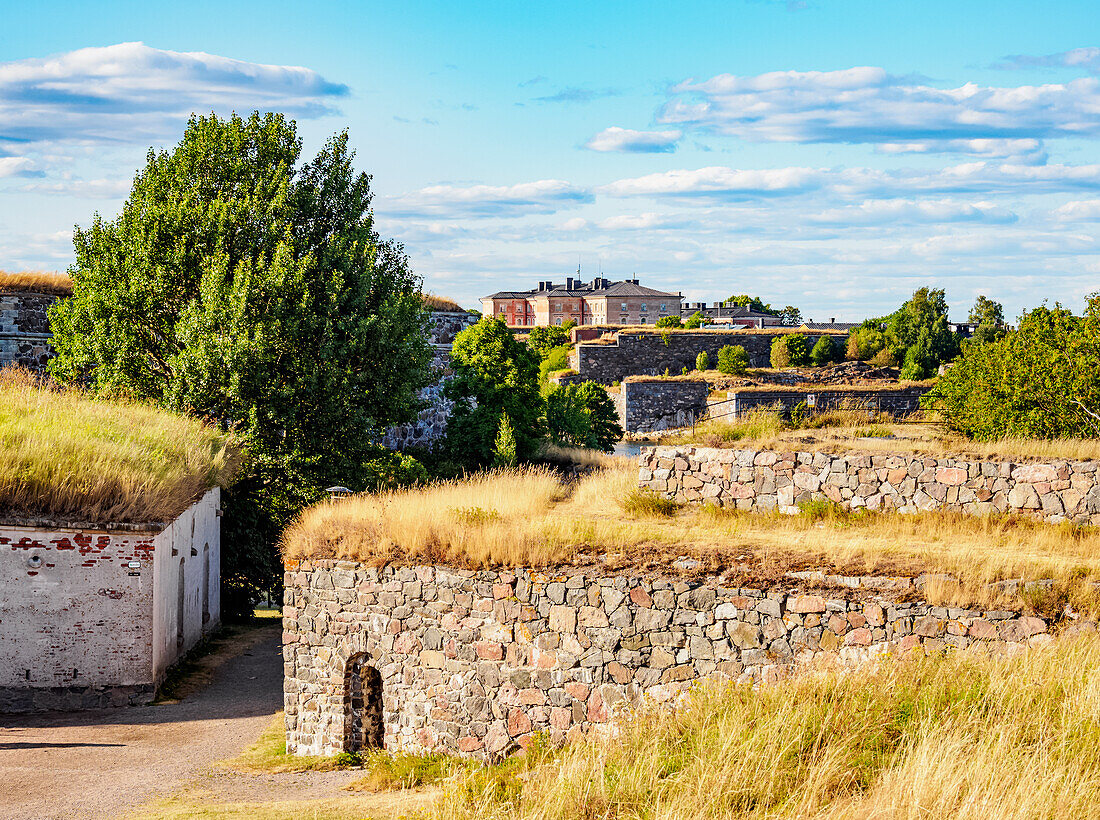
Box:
[151, 487, 221, 681]
[0, 526, 158, 687]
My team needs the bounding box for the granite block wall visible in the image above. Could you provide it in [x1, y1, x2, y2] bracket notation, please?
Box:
[284, 560, 1064, 760]
[616, 378, 711, 433]
[639, 446, 1100, 524]
[0, 292, 59, 374]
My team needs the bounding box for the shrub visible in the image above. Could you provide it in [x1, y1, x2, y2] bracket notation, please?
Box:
[622, 489, 680, 517]
[717, 344, 749, 375]
[810, 336, 837, 366]
[681, 366, 690, 376]
[527, 326, 570, 359]
[695, 351, 710, 371]
[655, 315, 682, 328]
[846, 326, 888, 361]
[538, 344, 571, 383]
[493, 413, 518, 467]
[684, 311, 707, 329]
[870, 347, 900, 367]
[360, 449, 429, 492]
[544, 382, 624, 452]
[770, 334, 810, 368]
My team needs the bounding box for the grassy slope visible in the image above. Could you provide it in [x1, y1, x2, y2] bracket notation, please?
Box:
[429, 634, 1100, 820]
[0, 370, 239, 523]
[0, 270, 73, 295]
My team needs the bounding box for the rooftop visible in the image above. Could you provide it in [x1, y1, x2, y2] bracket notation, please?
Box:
[484, 277, 681, 301]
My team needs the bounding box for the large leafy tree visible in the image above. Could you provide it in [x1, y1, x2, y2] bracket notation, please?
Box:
[545, 382, 623, 452]
[49, 112, 432, 615]
[968, 295, 1006, 344]
[445, 318, 543, 466]
[924, 295, 1100, 439]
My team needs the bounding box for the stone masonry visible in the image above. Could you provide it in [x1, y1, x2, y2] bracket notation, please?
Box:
[0, 291, 59, 374]
[640, 446, 1100, 525]
[284, 560, 1064, 760]
[614, 378, 711, 433]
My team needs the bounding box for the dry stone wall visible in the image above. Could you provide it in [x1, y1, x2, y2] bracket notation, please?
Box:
[640, 446, 1100, 524]
[615, 378, 710, 433]
[0, 291, 59, 374]
[284, 560, 1066, 760]
[573, 330, 840, 385]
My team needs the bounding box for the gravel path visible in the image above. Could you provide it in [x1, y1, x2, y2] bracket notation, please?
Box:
[0, 624, 284, 820]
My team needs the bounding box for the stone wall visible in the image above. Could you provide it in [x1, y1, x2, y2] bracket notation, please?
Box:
[284, 560, 1062, 760]
[616, 378, 711, 433]
[381, 311, 478, 451]
[572, 330, 842, 385]
[639, 446, 1100, 525]
[722, 386, 930, 418]
[0, 291, 60, 374]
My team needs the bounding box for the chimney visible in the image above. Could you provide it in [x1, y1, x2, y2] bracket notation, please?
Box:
[829, 317, 835, 324]
[566, 277, 575, 291]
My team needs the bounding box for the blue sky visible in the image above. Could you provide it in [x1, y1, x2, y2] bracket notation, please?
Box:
[3, 0, 1100, 320]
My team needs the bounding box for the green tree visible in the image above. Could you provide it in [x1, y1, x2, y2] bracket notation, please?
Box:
[726, 295, 778, 316]
[656, 315, 682, 328]
[695, 351, 710, 371]
[885, 287, 960, 365]
[924, 295, 1100, 439]
[684, 311, 709, 329]
[527, 325, 571, 359]
[810, 335, 838, 366]
[47, 112, 431, 616]
[778, 306, 804, 326]
[717, 344, 749, 375]
[493, 413, 518, 467]
[445, 317, 543, 466]
[770, 334, 811, 368]
[968, 295, 1006, 345]
[538, 344, 571, 384]
[544, 382, 623, 452]
[846, 326, 887, 361]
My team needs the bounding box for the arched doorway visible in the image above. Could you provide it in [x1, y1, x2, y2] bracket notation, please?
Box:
[344, 654, 384, 752]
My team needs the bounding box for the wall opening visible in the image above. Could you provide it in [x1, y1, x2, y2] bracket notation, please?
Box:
[344, 654, 384, 753]
[176, 557, 185, 649]
[201, 543, 210, 629]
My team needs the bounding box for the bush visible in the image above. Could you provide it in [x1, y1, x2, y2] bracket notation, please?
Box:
[527, 326, 570, 359]
[695, 351, 709, 371]
[717, 345, 749, 375]
[684, 311, 708, 329]
[846, 326, 887, 361]
[622, 489, 680, 517]
[544, 382, 623, 452]
[361, 449, 429, 492]
[923, 294, 1100, 439]
[870, 347, 900, 367]
[681, 366, 690, 376]
[810, 336, 837, 366]
[538, 344, 571, 383]
[493, 413, 518, 467]
[770, 334, 810, 368]
[656, 315, 682, 328]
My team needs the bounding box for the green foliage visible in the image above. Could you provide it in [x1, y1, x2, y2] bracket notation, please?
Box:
[717, 344, 749, 375]
[527, 325, 570, 359]
[726, 294, 777, 315]
[899, 326, 938, 380]
[538, 344, 571, 383]
[660, 331, 672, 346]
[683, 311, 709, 329]
[969, 295, 1006, 345]
[360, 448, 429, 492]
[810, 335, 838, 366]
[46, 112, 431, 616]
[770, 334, 811, 368]
[656, 315, 683, 328]
[562, 319, 577, 332]
[446, 318, 544, 467]
[622, 488, 681, 517]
[924, 295, 1100, 439]
[846, 326, 888, 361]
[492, 413, 518, 468]
[695, 351, 709, 371]
[544, 382, 624, 452]
[778, 305, 803, 326]
[664, 367, 671, 377]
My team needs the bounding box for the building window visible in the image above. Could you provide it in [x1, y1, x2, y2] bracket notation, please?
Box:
[554, 302, 562, 313]
[639, 317, 647, 324]
[640, 303, 647, 312]
[555, 317, 563, 325]
[660, 303, 666, 311]
[621, 303, 628, 311]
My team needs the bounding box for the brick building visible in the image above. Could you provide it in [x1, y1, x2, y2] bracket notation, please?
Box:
[481, 277, 683, 326]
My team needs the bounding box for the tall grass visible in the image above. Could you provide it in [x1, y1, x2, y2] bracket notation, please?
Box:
[430, 635, 1100, 820]
[423, 292, 466, 312]
[0, 368, 239, 523]
[0, 270, 72, 295]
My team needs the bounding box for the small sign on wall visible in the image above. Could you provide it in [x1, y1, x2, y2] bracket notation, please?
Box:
[127, 560, 141, 577]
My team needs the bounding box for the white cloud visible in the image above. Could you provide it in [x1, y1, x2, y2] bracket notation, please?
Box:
[995, 47, 1100, 73]
[0, 41, 346, 147]
[1053, 199, 1100, 221]
[384, 179, 593, 219]
[16, 178, 131, 198]
[0, 156, 40, 178]
[601, 162, 1100, 201]
[808, 199, 1018, 226]
[658, 68, 1100, 146]
[876, 138, 1048, 164]
[585, 127, 682, 153]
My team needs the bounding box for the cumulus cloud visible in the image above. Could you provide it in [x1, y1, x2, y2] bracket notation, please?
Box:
[876, 138, 1048, 165]
[17, 178, 132, 198]
[0, 41, 347, 147]
[0, 156, 41, 178]
[1053, 199, 1100, 221]
[657, 67, 1100, 146]
[384, 179, 593, 219]
[585, 127, 682, 153]
[601, 162, 1100, 201]
[807, 199, 1018, 226]
[994, 47, 1100, 73]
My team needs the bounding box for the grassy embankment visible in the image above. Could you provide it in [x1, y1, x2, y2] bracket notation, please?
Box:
[283, 449, 1100, 613]
[0, 368, 239, 523]
[0, 269, 73, 295]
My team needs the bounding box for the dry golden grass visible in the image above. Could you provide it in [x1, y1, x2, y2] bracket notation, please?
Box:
[429, 634, 1100, 820]
[284, 463, 1100, 613]
[0, 368, 239, 523]
[423, 293, 466, 312]
[0, 270, 72, 295]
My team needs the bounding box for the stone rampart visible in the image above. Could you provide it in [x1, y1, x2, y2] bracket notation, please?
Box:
[723, 386, 930, 417]
[0, 291, 60, 374]
[573, 330, 841, 385]
[616, 378, 710, 433]
[284, 560, 1062, 760]
[639, 446, 1100, 524]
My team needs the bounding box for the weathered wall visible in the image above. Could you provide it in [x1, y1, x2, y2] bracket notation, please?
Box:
[617, 378, 710, 433]
[284, 561, 1060, 760]
[381, 311, 478, 451]
[0, 291, 59, 374]
[572, 330, 841, 385]
[0, 488, 221, 712]
[724, 386, 930, 417]
[639, 446, 1100, 524]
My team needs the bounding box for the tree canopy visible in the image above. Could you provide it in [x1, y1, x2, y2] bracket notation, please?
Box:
[49, 112, 432, 614]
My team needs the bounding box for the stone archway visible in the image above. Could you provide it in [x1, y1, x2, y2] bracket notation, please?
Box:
[344, 654, 384, 753]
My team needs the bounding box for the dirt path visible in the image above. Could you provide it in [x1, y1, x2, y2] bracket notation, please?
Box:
[0, 623, 286, 820]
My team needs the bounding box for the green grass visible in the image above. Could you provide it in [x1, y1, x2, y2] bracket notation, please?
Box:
[0, 368, 239, 523]
[622, 488, 681, 517]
